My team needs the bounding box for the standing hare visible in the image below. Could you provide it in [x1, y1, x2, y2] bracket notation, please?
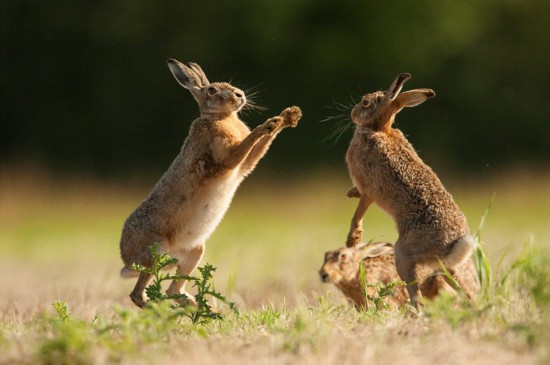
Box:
[345, 73, 476, 307]
[120, 59, 302, 308]
[319, 242, 480, 309]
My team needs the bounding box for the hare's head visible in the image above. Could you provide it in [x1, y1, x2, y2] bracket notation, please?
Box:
[319, 247, 362, 284]
[167, 59, 246, 118]
[351, 73, 435, 132]
[319, 242, 394, 284]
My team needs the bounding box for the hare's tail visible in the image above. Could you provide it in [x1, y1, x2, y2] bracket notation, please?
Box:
[442, 235, 476, 268]
[120, 266, 139, 279]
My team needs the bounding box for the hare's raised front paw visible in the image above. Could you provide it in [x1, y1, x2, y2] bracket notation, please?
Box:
[262, 116, 284, 135]
[346, 186, 361, 198]
[280, 106, 302, 128]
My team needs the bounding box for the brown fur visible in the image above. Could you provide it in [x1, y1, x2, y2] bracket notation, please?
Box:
[319, 242, 480, 309]
[345, 74, 476, 307]
[120, 59, 302, 307]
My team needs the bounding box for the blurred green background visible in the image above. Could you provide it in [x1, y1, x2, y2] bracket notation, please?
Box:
[2, 0, 549, 177]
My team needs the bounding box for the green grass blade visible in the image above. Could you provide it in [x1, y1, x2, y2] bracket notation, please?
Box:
[435, 256, 462, 293]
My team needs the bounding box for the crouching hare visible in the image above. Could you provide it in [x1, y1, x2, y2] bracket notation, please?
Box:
[319, 242, 480, 309]
[120, 59, 302, 308]
[345, 74, 476, 307]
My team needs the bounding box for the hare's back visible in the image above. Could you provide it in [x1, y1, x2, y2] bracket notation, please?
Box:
[363, 132, 468, 234]
[363, 252, 399, 282]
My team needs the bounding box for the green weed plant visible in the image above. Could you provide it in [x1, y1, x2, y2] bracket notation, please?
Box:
[358, 254, 406, 311]
[131, 243, 238, 325]
[38, 301, 93, 365]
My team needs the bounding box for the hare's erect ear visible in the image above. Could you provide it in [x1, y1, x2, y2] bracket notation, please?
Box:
[394, 89, 436, 109]
[186, 62, 210, 87]
[387, 73, 411, 101]
[363, 242, 394, 258]
[167, 59, 205, 89]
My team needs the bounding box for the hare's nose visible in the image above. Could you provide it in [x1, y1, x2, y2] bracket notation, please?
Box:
[320, 272, 329, 282]
[234, 92, 243, 98]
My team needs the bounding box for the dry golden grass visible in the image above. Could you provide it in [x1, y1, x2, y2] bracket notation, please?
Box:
[1, 167, 548, 364]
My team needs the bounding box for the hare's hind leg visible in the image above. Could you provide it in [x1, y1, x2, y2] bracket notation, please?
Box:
[448, 268, 475, 300]
[394, 245, 423, 308]
[121, 232, 163, 308]
[420, 273, 457, 300]
[166, 244, 205, 306]
[441, 236, 477, 300]
[130, 272, 153, 308]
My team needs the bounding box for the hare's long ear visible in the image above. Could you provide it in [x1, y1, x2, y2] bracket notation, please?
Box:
[167, 59, 200, 89]
[364, 242, 394, 258]
[186, 62, 210, 87]
[387, 73, 411, 101]
[167, 59, 208, 103]
[394, 89, 436, 110]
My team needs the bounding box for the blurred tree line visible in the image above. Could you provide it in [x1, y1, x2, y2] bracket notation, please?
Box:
[1, 0, 549, 177]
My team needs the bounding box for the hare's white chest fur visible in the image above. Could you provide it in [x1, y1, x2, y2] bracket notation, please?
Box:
[170, 170, 241, 251]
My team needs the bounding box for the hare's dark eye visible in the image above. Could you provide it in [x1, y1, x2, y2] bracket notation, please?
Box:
[340, 253, 348, 261]
[207, 86, 217, 95]
[362, 99, 370, 107]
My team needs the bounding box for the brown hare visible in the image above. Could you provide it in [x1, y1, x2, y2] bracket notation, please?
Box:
[345, 74, 476, 307]
[120, 59, 302, 308]
[319, 242, 479, 309]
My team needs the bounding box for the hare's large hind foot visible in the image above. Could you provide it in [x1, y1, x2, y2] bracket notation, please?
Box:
[165, 244, 205, 307]
[449, 268, 476, 301]
[170, 291, 198, 307]
[130, 293, 147, 308]
[129, 272, 152, 308]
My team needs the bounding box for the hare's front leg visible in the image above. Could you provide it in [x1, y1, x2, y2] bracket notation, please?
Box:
[166, 244, 205, 306]
[346, 195, 372, 247]
[222, 116, 284, 170]
[240, 106, 302, 175]
[346, 186, 361, 198]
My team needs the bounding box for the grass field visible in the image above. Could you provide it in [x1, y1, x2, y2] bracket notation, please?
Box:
[1, 168, 549, 364]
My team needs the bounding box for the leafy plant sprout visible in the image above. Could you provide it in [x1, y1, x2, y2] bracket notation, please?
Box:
[131, 243, 238, 325]
[358, 255, 406, 311]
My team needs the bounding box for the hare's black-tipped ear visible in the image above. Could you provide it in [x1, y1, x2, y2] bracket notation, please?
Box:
[394, 89, 436, 109]
[167, 59, 201, 89]
[388, 73, 411, 101]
